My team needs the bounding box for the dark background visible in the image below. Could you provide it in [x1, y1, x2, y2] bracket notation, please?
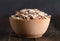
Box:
[0, 0, 60, 36]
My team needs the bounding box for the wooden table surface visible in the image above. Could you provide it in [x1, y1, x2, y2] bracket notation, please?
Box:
[0, 33, 60, 41]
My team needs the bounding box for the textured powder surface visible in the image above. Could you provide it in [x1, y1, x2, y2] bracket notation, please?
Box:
[11, 9, 51, 20]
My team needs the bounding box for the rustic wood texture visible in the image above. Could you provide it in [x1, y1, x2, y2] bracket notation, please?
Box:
[0, 33, 60, 41]
[8, 35, 60, 41]
[7, 31, 60, 41]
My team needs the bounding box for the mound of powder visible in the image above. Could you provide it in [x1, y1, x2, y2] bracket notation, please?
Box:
[11, 9, 51, 20]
